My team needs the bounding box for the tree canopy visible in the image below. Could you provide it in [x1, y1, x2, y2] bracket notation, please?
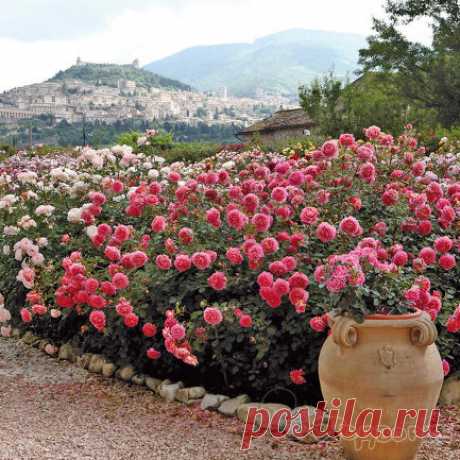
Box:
[359, 0, 460, 127]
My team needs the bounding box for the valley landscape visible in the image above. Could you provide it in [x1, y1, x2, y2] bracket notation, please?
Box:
[0, 28, 363, 147]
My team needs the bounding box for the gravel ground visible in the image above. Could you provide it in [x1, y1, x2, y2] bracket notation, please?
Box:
[0, 338, 458, 460]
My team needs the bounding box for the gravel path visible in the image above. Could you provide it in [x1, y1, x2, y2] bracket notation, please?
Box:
[0, 338, 458, 460]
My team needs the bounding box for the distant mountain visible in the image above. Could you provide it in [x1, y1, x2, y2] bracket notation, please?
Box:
[49, 63, 192, 92]
[145, 29, 367, 97]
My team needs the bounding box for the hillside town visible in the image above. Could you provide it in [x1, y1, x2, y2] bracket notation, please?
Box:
[0, 59, 294, 129]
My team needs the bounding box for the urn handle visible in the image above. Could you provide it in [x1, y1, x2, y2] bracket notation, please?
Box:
[410, 314, 438, 347]
[331, 317, 358, 348]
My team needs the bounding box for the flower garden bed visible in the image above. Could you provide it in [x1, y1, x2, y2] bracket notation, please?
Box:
[0, 126, 459, 407]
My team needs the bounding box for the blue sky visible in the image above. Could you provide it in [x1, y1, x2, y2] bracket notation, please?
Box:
[0, 0, 431, 92]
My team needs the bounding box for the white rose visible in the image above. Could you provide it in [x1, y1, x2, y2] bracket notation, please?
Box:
[148, 169, 159, 179]
[67, 208, 83, 224]
[37, 237, 48, 248]
[86, 225, 98, 239]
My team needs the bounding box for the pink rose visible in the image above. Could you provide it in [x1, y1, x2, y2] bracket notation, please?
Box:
[321, 140, 339, 159]
[31, 304, 47, 316]
[1, 326, 12, 337]
[191, 252, 212, 270]
[300, 207, 319, 225]
[226, 247, 243, 265]
[257, 272, 274, 288]
[171, 324, 186, 341]
[271, 187, 288, 203]
[339, 216, 362, 237]
[364, 125, 381, 139]
[259, 287, 281, 308]
[104, 246, 121, 261]
[419, 247, 436, 265]
[123, 312, 139, 328]
[309, 315, 327, 332]
[156, 254, 172, 270]
[130, 251, 148, 268]
[442, 359, 450, 377]
[359, 162, 376, 183]
[226, 209, 248, 231]
[439, 253, 456, 271]
[251, 213, 272, 232]
[178, 227, 194, 245]
[112, 272, 129, 289]
[151, 216, 167, 233]
[434, 236, 453, 254]
[261, 237, 279, 254]
[0, 308, 11, 323]
[392, 251, 408, 267]
[206, 208, 221, 228]
[174, 254, 192, 272]
[208, 272, 227, 291]
[339, 133, 355, 147]
[315, 222, 337, 243]
[89, 310, 106, 331]
[203, 307, 223, 326]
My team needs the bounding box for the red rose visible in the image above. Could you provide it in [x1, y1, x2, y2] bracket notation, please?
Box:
[290, 369, 306, 385]
[123, 312, 139, 328]
[89, 310, 106, 331]
[439, 253, 456, 271]
[142, 323, 157, 337]
[239, 314, 253, 328]
[146, 347, 161, 360]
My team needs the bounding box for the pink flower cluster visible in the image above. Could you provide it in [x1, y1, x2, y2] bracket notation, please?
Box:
[7, 124, 460, 372]
[162, 310, 198, 366]
[404, 277, 442, 321]
[446, 305, 460, 333]
[315, 252, 365, 294]
[257, 267, 309, 313]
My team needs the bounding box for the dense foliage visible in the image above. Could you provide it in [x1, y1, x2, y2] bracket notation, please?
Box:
[0, 127, 459, 403]
[299, 72, 437, 138]
[0, 118, 239, 150]
[299, 1, 460, 141]
[359, 0, 460, 127]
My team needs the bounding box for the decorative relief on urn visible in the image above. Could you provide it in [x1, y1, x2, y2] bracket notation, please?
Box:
[378, 345, 396, 369]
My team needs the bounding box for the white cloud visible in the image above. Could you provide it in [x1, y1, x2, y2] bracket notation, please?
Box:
[0, 0, 432, 92]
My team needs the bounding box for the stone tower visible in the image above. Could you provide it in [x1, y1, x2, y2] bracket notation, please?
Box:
[132, 58, 140, 69]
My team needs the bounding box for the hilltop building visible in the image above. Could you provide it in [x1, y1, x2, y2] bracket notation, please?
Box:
[118, 79, 137, 95]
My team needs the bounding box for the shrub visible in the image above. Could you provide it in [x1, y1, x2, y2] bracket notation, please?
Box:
[0, 126, 459, 403]
[116, 129, 220, 164]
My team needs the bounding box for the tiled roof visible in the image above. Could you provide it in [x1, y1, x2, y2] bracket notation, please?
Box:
[238, 108, 314, 134]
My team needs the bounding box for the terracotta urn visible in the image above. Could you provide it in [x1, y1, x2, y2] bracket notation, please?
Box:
[318, 310, 444, 460]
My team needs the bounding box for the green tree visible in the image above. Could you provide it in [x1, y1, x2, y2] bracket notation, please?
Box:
[299, 73, 344, 136]
[299, 72, 436, 137]
[359, 0, 460, 127]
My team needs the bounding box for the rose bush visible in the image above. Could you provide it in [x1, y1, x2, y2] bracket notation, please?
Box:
[0, 127, 459, 402]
